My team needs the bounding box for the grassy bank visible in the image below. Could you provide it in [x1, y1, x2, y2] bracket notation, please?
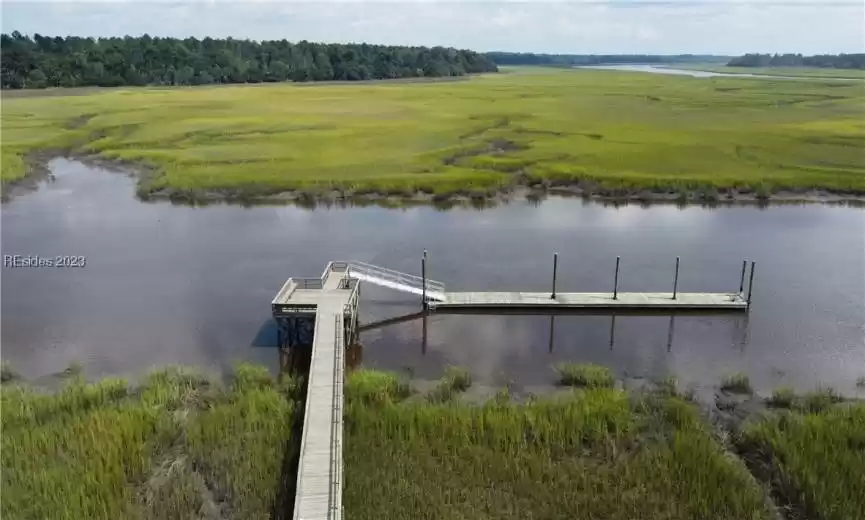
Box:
[343, 369, 774, 520]
[1, 364, 299, 520]
[738, 392, 865, 520]
[4, 362, 862, 519]
[2, 67, 863, 200]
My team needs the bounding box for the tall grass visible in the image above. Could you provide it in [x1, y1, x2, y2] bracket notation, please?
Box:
[741, 402, 865, 520]
[0, 364, 298, 520]
[554, 362, 614, 388]
[3, 67, 863, 197]
[720, 372, 753, 394]
[344, 369, 772, 520]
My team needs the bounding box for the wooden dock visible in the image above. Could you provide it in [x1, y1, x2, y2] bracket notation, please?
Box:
[271, 255, 755, 519]
[272, 262, 359, 520]
[432, 291, 747, 310]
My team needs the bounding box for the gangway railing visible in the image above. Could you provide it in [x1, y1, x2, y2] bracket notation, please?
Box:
[346, 261, 446, 301]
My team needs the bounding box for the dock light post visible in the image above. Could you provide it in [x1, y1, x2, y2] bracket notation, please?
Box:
[422, 250, 427, 309]
[613, 256, 620, 300]
[672, 256, 680, 300]
[551, 252, 558, 299]
[747, 261, 756, 308]
[739, 260, 747, 294]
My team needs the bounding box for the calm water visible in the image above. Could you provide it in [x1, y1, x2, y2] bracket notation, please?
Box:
[2, 159, 864, 394]
[576, 64, 854, 81]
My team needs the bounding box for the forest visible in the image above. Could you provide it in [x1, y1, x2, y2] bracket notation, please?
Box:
[727, 53, 865, 69]
[0, 32, 498, 89]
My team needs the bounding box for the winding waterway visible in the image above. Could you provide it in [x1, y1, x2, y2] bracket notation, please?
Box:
[2, 159, 864, 395]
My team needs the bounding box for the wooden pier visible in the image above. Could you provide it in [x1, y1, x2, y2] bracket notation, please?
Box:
[271, 254, 755, 519]
[272, 262, 359, 520]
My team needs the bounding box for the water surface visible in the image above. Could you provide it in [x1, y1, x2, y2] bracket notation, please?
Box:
[576, 64, 855, 81]
[3, 159, 864, 394]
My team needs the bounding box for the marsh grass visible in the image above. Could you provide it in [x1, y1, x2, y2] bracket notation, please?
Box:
[427, 366, 472, 402]
[1, 360, 18, 383]
[554, 362, 615, 388]
[3, 68, 863, 198]
[1, 364, 298, 520]
[740, 402, 865, 520]
[721, 373, 753, 394]
[766, 386, 796, 408]
[344, 369, 773, 520]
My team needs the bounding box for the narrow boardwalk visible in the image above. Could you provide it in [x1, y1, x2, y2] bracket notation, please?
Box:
[294, 309, 344, 520]
[273, 264, 355, 520]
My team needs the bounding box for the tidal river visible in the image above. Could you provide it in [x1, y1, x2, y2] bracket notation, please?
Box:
[2, 158, 864, 395]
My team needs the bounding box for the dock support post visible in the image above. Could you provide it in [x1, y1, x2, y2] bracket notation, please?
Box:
[613, 256, 620, 300]
[551, 252, 558, 299]
[738, 260, 747, 294]
[672, 256, 680, 300]
[747, 261, 756, 308]
[422, 250, 427, 310]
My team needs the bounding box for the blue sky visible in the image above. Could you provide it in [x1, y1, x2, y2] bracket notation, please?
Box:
[2, 1, 863, 55]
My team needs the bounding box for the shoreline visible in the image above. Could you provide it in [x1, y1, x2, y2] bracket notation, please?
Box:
[4, 151, 865, 209]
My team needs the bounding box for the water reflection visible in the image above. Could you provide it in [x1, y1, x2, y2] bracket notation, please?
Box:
[2, 158, 863, 394]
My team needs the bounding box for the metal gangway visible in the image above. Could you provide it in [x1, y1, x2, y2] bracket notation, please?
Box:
[346, 261, 446, 302]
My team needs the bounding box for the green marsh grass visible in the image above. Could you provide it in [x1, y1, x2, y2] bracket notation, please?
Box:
[554, 362, 615, 388]
[1, 364, 298, 520]
[766, 386, 796, 408]
[3, 67, 863, 198]
[427, 366, 472, 402]
[741, 402, 865, 520]
[721, 372, 753, 394]
[1, 360, 18, 383]
[344, 368, 773, 520]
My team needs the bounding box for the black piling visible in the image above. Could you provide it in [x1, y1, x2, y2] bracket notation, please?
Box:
[747, 261, 756, 307]
[672, 256, 680, 300]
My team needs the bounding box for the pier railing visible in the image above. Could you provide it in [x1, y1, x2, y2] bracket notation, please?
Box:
[330, 313, 344, 520]
[346, 260, 445, 298]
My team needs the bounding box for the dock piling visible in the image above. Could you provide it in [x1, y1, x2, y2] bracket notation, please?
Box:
[613, 256, 620, 300]
[672, 256, 680, 300]
[739, 260, 747, 294]
[551, 252, 558, 299]
[422, 250, 427, 309]
[747, 261, 756, 307]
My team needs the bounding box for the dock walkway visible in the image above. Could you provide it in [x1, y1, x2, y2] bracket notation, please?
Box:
[272, 263, 358, 520]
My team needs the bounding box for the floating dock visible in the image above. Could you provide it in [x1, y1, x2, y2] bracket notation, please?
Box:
[432, 291, 747, 310]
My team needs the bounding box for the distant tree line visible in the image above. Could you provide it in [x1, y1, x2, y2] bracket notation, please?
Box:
[727, 53, 865, 69]
[0, 31, 498, 89]
[484, 52, 730, 66]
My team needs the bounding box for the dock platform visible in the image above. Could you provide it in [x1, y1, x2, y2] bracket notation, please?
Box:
[433, 291, 747, 310]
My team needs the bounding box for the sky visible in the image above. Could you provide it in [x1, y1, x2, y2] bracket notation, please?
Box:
[2, 1, 863, 55]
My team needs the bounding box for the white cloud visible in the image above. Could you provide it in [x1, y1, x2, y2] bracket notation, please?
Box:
[2, 1, 862, 54]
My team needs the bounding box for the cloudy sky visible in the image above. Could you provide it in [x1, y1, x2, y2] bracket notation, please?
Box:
[2, 1, 863, 55]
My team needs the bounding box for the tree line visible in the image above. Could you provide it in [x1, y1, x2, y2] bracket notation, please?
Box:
[484, 52, 730, 66]
[0, 32, 498, 89]
[727, 53, 865, 69]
